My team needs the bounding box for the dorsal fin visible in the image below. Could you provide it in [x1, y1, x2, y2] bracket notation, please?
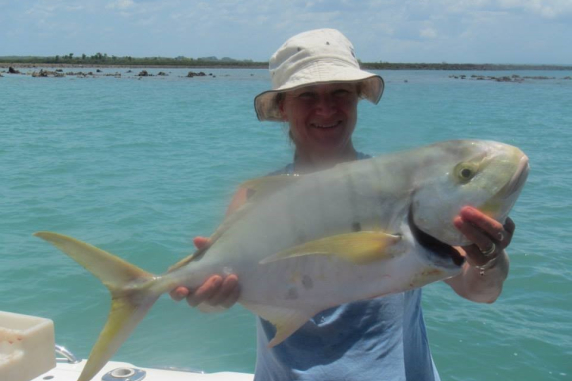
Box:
[169, 174, 302, 272]
[212, 174, 300, 238]
[216, 174, 300, 235]
[238, 174, 300, 202]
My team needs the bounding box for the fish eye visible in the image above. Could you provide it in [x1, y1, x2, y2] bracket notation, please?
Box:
[454, 163, 478, 183]
[461, 168, 472, 178]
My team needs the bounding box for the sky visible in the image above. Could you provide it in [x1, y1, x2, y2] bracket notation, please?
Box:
[1, 0, 571, 64]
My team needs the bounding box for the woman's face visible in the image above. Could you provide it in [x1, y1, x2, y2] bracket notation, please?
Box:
[279, 82, 359, 159]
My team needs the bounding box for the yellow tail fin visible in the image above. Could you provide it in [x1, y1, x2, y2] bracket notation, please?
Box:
[34, 232, 162, 381]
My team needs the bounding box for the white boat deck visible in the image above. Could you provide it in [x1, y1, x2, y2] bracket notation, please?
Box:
[32, 357, 254, 381]
[1, 310, 254, 381]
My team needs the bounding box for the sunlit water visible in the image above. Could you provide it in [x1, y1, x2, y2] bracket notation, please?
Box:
[1, 67, 571, 380]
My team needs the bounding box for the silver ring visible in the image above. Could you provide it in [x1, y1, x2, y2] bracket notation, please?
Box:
[497, 231, 505, 242]
[476, 257, 498, 276]
[481, 242, 496, 257]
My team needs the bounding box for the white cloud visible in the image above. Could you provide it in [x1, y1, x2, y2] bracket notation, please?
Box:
[516, 0, 572, 19]
[66, 5, 84, 11]
[420, 27, 437, 39]
[2, 0, 571, 63]
[25, 2, 56, 17]
[440, 0, 572, 19]
[106, 0, 135, 10]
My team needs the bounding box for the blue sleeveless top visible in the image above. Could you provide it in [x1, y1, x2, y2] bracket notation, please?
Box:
[254, 153, 441, 381]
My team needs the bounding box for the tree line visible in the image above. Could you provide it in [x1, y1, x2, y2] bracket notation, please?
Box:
[0, 53, 267, 67]
[1, 54, 571, 70]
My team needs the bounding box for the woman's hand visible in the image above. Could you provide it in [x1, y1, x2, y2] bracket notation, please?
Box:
[453, 206, 515, 270]
[445, 206, 515, 302]
[169, 236, 240, 312]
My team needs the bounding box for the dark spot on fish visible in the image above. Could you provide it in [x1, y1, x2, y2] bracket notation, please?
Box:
[286, 287, 299, 300]
[326, 41, 330, 45]
[297, 47, 302, 52]
[352, 222, 361, 232]
[302, 275, 313, 289]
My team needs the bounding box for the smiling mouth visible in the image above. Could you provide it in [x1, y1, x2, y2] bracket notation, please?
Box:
[408, 208, 465, 267]
[311, 121, 342, 129]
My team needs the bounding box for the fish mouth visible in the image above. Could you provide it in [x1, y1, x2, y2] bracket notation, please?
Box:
[408, 208, 465, 267]
[498, 154, 530, 199]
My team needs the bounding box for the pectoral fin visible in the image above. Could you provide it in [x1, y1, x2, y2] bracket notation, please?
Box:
[260, 231, 402, 265]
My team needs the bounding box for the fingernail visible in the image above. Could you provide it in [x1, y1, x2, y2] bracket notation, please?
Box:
[463, 206, 476, 214]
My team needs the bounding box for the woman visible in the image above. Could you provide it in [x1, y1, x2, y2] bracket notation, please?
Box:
[171, 29, 514, 380]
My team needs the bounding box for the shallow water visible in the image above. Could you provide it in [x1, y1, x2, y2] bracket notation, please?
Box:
[1, 67, 571, 380]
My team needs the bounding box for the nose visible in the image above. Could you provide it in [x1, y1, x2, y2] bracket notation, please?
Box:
[314, 94, 337, 117]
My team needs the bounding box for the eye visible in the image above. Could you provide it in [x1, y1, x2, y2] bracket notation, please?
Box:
[454, 163, 478, 183]
[460, 168, 472, 178]
[332, 89, 350, 97]
[297, 92, 316, 100]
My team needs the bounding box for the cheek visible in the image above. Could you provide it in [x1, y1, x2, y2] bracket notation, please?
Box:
[289, 120, 309, 146]
[338, 98, 358, 120]
[284, 107, 309, 136]
[282, 101, 308, 123]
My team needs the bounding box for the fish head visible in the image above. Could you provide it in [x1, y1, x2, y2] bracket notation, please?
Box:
[411, 140, 529, 247]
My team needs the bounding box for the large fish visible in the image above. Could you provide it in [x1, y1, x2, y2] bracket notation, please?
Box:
[36, 140, 528, 381]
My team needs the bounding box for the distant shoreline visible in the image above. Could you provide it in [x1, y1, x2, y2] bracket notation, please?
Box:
[1, 62, 572, 71]
[0, 63, 268, 70]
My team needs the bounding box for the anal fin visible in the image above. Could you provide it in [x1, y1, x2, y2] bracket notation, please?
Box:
[242, 302, 312, 348]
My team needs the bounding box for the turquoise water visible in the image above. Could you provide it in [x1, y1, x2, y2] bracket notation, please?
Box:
[1, 68, 571, 380]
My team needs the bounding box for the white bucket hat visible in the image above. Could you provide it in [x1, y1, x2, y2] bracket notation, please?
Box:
[254, 28, 384, 122]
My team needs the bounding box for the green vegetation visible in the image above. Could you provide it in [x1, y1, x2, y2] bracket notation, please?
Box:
[362, 62, 572, 71]
[1, 54, 571, 70]
[0, 53, 266, 68]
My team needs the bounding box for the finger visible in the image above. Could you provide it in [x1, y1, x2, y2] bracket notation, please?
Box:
[462, 244, 493, 267]
[499, 220, 515, 248]
[504, 217, 516, 237]
[221, 283, 241, 309]
[207, 275, 239, 307]
[454, 215, 496, 253]
[459, 207, 504, 239]
[186, 276, 222, 307]
[193, 236, 210, 249]
[458, 207, 514, 250]
[170, 286, 189, 301]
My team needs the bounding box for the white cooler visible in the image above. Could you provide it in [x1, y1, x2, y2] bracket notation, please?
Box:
[0, 311, 56, 381]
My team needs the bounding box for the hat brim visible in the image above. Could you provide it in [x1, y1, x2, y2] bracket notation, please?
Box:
[254, 65, 384, 122]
